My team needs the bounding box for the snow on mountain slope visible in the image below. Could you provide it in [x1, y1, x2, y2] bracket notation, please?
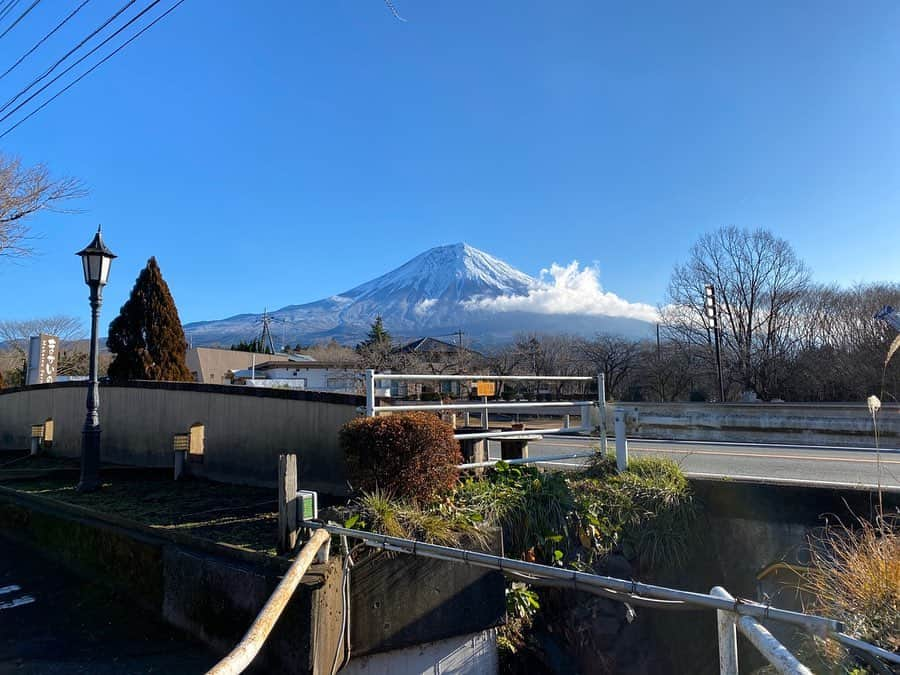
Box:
[183, 243, 653, 346]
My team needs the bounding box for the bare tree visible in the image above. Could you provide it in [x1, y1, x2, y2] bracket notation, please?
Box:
[0, 315, 84, 356]
[577, 334, 641, 400]
[0, 155, 86, 259]
[662, 226, 810, 400]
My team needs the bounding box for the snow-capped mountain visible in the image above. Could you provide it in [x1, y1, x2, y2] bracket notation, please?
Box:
[183, 243, 653, 347]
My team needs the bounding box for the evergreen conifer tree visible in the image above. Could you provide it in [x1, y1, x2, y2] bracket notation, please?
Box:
[107, 257, 192, 382]
[360, 315, 391, 349]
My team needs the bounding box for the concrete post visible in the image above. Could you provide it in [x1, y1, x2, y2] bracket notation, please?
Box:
[174, 450, 185, 481]
[711, 587, 738, 675]
[564, 414, 570, 429]
[278, 454, 299, 554]
[464, 412, 471, 427]
[365, 369, 376, 417]
[614, 407, 628, 472]
[597, 373, 608, 455]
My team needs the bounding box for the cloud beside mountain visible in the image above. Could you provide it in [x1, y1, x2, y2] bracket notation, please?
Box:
[464, 261, 659, 322]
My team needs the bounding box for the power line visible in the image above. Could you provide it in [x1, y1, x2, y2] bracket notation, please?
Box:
[0, 0, 42, 41]
[0, 0, 166, 128]
[0, 0, 92, 82]
[0, 0, 187, 139]
[0, 0, 135, 115]
[0, 1, 23, 26]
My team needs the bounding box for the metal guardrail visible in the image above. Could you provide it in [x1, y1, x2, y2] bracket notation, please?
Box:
[206, 528, 331, 675]
[304, 523, 898, 673]
[364, 370, 609, 452]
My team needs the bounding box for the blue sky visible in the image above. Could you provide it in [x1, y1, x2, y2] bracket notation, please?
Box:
[1, 0, 898, 331]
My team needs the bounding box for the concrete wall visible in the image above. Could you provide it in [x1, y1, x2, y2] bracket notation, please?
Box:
[341, 630, 498, 675]
[0, 381, 364, 493]
[614, 401, 899, 447]
[0, 490, 343, 675]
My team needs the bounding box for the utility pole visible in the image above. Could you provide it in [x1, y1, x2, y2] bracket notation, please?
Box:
[705, 284, 726, 403]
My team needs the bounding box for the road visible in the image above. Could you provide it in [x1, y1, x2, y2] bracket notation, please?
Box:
[487, 437, 900, 490]
[0, 537, 217, 674]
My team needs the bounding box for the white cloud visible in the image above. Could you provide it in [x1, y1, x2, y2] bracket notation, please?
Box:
[414, 298, 438, 315]
[464, 261, 659, 322]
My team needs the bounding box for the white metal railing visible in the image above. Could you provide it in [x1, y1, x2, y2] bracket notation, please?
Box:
[364, 370, 609, 452]
[304, 523, 899, 674]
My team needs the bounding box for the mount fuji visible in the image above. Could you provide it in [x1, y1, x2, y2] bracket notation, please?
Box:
[183, 243, 655, 347]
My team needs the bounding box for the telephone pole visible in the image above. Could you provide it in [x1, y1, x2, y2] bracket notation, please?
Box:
[705, 284, 726, 403]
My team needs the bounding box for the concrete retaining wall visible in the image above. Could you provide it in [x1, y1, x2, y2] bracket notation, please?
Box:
[615, 401, 899, 447]
[0, 382, 364, 493]
[0, 489, 342, 674]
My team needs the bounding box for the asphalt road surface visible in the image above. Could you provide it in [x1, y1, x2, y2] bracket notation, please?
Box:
[0, 537, 217, 674]
[488, 437, 900, 489]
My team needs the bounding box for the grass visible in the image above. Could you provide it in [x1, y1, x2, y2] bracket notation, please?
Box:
[344, 489, 488, 547]
[2, 460, 281, 555]
[802, 516, 900, 665]
[454, 453, 700, 572]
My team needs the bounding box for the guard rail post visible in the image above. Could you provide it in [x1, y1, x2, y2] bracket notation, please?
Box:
[614, 407, 628, 472]
[711, 587, 739, 675]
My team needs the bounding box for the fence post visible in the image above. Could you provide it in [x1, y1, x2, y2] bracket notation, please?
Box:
[174, 450, 185, 481]
[597, 373, 608, 455]
[482, 396, 489, 430]
[711, 587, 739, 675]
[365, 369, 375, 417]
[614, 407, 628, 472]
[278, 454, 299, 554]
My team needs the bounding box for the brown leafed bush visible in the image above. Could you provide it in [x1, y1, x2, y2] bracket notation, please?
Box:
[339, 412, 463, 503]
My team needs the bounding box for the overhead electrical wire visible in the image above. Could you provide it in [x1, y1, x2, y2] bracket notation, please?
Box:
[0, 0, 92, 82]
[0, 0, 136, 115]
[0, 0, 22, 27]
[0, 0, 166, 127]
[0, 0, 42, 41]
[0, 0, 187, 139]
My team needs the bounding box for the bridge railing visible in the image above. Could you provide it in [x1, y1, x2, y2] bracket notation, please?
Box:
[301, 521, 898, 675]
[364, 370, 608, 451]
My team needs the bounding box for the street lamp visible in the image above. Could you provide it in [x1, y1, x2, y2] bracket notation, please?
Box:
[76, 226, 116, 492]
[705, 284, 726, 403]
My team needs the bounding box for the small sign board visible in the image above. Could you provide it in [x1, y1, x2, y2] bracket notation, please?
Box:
[475, 381, 496, 397]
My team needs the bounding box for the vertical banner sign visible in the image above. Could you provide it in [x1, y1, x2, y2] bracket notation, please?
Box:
[25, 334, 59, 385]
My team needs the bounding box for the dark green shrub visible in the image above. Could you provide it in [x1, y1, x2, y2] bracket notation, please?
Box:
[339, 412, 462, 503]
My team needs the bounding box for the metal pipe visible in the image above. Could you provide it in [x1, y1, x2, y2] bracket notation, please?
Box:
[597, 373, 608, 455]
[374, 400, 596, 412]
[452, 426, 587, 441]
[371, 374, 594, 382]
[207, 528, 331, 675]
[737, 615, 813, 674]
[711, 586, 739, 675]
[307, 524, 843, 636]
[614, 407, 628, 472]
[836, 633, 900, 666]
[364, 369, 375, 417]
[458, 450, 596, 470]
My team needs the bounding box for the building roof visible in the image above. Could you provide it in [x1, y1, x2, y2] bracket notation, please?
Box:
[394, 336, 482, 357]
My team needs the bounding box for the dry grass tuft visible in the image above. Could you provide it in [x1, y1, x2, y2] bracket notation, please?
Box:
[803, 516, 900, 661]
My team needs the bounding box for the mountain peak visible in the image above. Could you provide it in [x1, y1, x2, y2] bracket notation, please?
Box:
[182, 242, 654, 346]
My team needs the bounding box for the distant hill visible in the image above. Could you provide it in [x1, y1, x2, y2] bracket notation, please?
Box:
[183, 243, 655, 347]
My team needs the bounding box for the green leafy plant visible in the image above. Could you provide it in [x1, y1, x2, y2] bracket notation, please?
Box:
[455, 462, 572, 562]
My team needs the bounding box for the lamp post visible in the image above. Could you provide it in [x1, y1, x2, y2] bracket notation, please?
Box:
[76, 226, 116, 493]
[705, 283, 726, 403]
